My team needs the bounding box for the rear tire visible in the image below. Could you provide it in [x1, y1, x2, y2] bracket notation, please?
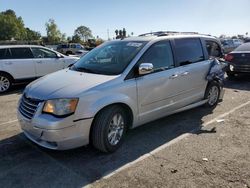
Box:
[91, 105, 128, 153]
[0, 73, 12, 93]
[204, 81, 220, 108]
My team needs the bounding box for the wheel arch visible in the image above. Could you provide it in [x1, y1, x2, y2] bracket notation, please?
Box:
[89, 102, 134, 145]
[0, 71, 14, 81]
[92, 102, 134, 128]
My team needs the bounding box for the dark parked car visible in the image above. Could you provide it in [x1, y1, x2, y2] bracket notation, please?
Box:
[225, 42, 250, 78]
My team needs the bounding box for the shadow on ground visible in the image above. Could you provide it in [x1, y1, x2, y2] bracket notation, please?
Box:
[224, 74, 250, 91]
[0, 84, 26, 96]
[0, 106, 215, 188]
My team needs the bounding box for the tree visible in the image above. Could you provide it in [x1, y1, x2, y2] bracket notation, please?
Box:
[0, 9, 27, 40]
[25, 27, 41, 41]
[122, 28, 126, 38]
[74, 26, 93, 42]
[72, 34, 81, 43]
[115, 28, 127, 39]
[45, 19, 63, 43]
[115, 29, 119, 37]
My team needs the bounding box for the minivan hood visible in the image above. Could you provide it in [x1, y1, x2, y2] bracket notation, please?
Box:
[25, 69, 118, 100]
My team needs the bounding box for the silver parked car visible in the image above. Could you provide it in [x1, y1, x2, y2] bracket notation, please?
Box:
[17, 32, 225, 152]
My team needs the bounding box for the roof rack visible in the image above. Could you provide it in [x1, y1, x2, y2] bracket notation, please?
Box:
[138, 31, 200, 37]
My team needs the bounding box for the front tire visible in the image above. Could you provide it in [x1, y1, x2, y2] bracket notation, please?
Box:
[91, 105, 128, 153]
[0, 73, 12, 93]
[204, 81, 220, 108]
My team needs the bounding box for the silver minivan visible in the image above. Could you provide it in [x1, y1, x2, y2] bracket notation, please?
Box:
[17, 32, 225, 152]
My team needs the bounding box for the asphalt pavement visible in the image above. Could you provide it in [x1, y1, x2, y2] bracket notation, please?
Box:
[0, 75, 250, 188]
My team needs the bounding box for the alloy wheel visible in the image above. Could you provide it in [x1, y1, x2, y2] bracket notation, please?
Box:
[0, 76, 10, 92]
[207, 86, 219, 106]
[108, 113, 125, 146]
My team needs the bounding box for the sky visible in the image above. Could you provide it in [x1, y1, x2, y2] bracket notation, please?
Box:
[1, 0, 250, 40]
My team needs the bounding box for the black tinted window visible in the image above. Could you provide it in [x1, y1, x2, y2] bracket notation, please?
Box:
[206, 40, 222, 58]
[175, 38, 204, 66]
[0, 49, 6, 59]
[139, 41, 174, 71]
[235, 43, 250, 51]
[10, 48, 33, 59]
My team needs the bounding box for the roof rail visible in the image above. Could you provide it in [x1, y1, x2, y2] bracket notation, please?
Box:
[138, 31, 200, 37]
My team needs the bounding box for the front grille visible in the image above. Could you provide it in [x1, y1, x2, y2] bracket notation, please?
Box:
[19, 95, 42, 120]
[233, 64, 250, 72]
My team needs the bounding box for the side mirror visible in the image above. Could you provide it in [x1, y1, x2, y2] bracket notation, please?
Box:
[138, 63, 154, 75]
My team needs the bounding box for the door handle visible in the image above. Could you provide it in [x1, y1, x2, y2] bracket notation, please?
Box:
[4, 62, 13, 65]
[169, 74, 178, 79]
[36, 61, 43, 64]
[180, 71, 189, 76]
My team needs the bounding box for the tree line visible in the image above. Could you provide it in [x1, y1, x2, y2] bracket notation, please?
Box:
[0, 9, 95, 44]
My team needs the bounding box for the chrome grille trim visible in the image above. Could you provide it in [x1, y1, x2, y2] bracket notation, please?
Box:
[19, 95, 42, 120]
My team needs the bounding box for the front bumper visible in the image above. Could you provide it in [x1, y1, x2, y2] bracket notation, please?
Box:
[17, 110, 93, 150]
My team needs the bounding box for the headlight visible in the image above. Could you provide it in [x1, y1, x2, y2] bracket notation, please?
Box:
[229, 65, 234, 71]
[43, 98, 78, 117]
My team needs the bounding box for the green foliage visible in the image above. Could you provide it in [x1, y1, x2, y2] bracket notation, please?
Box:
[74, 26, 93, 42]
[0, 9, 27, 40]
[25, 28, 41, 41]
[45, 19, 63, 43]
[72, 34, 81, 43]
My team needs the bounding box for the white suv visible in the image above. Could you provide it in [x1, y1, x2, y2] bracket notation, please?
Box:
[0, 45, 79, 92]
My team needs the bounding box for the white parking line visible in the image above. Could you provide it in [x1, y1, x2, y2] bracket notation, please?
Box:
[0, 119, 18, 126]
[100, 100, 250, 180]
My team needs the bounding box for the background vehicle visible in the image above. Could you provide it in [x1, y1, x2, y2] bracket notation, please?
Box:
[18, 32, 225, 153]
[225, 42, 250, 78]
[221, 39, 243, 53]
[56, 43, 89, 55]
[0, 45, 79, 92]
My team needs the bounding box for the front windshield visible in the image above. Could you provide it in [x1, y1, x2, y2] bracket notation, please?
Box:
[71, 40, 147, 75]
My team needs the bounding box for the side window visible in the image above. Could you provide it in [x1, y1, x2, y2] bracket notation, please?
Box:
[32, 48, 57, 58]
[138, 41, 174, 71]
[76, 44, 82, 49]
[70, 44, 76, 48]
[0, 49, 6, 59]
[10, 48, 33, 59]
[175, 38, 204, 66]
[206, 40, 222, 58]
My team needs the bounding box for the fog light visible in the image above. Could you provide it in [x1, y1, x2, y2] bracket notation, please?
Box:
[230, 65, 234, 71]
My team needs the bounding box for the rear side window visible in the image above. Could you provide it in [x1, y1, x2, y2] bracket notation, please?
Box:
[175, 38, 204, 66]
[10, 48, 33, 59]
[32, 48, 57, 58]
[139, 41, 174, 71]
[206, 40, 222, 58]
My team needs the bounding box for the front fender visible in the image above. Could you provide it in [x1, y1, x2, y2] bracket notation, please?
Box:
[90, 94, 137, 119]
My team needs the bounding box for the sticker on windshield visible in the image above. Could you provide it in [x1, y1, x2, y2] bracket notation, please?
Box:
[126, 42, 143, 47]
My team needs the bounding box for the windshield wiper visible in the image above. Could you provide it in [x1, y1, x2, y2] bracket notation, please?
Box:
[72, 66, 96, 74]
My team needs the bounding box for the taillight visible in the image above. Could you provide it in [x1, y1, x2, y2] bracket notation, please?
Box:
[224, 54, 234, 62]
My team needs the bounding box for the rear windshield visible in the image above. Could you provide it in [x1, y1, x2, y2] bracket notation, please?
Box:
[234, 43, 250, 51]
